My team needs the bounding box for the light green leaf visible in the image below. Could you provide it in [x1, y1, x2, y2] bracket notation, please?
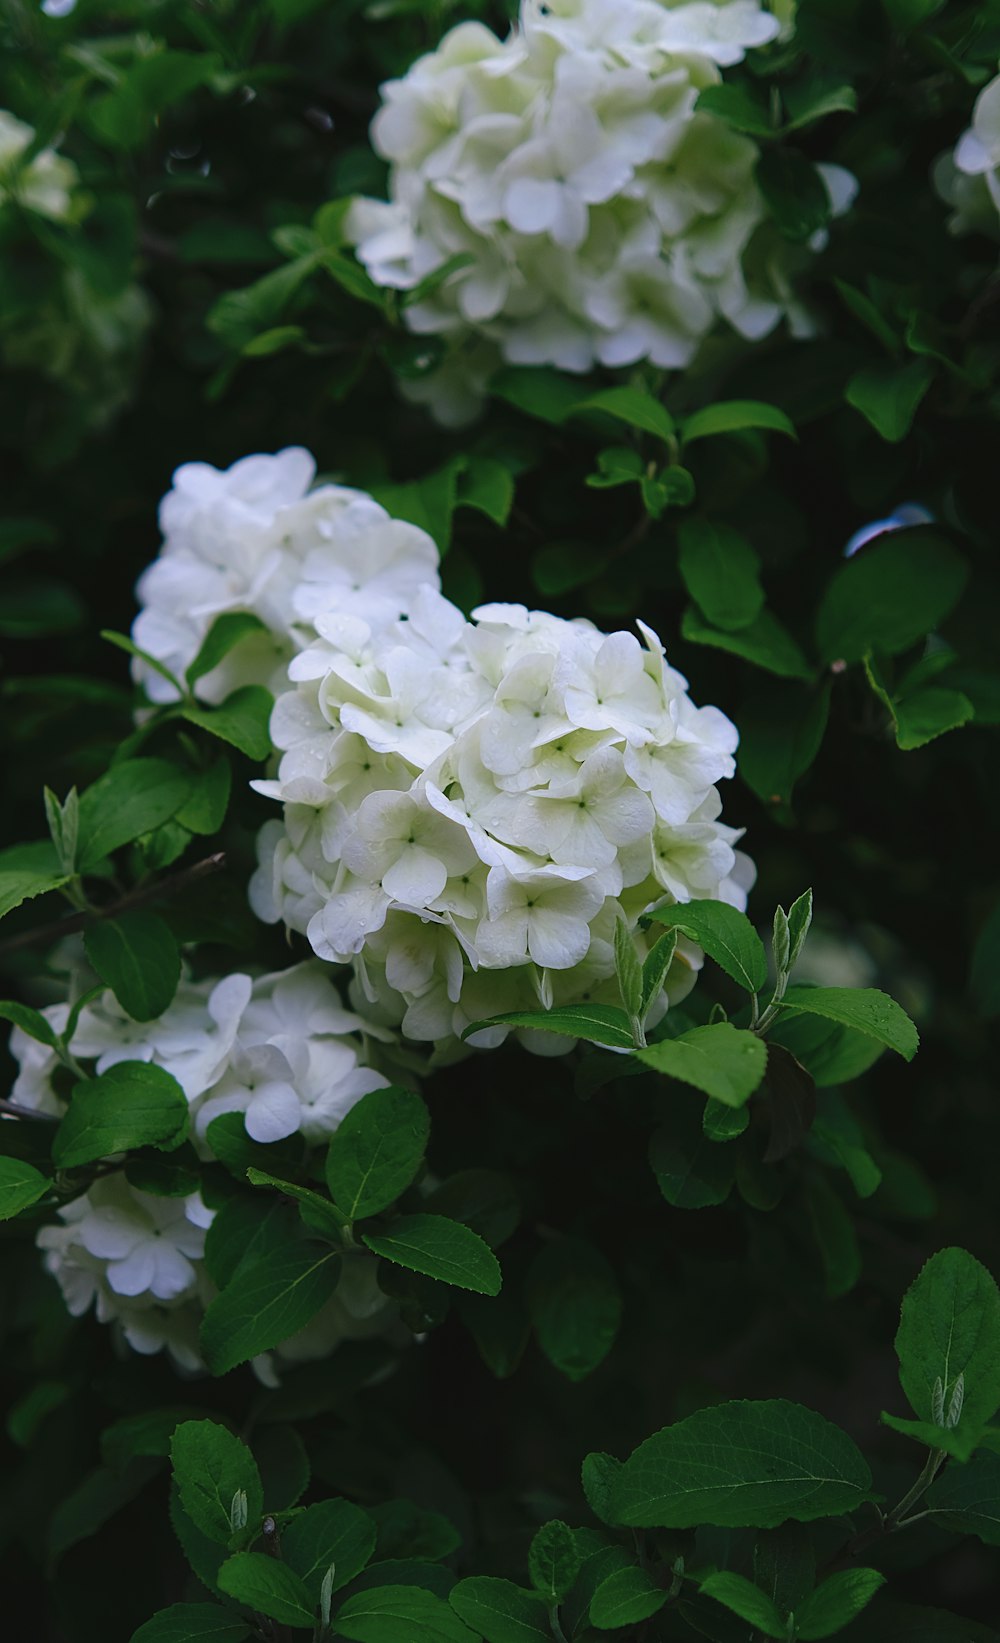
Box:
[181, 685, 274, 761]
[638, 1025, 768, 1107]
[611, 1399, 872, 1527]
[681, 400, 796, 446]
[682, 605, 813, 679]
[699, 1572, 784, 1638]
[0, 839, 70, 921]
[217, 1552, 314, 1628]
[282, 1498, 376, 1598]
[335, 1583, 480, 1643]
[892, 686, 974, 751]
[463, 1003, 635, 1050]
[644, 900, 768, 993]
[776, 986, 918, 1060]
[0, 999, 60, 1050]
[325, 1085, 430, 1220]
[449, 1577, 549, 1642]
[77, 758, 192, 871]
[880, 1412, 980, 1462]
[85, 910, 181, 1022]
[363, 1214, 501, 1296]
[131, 1602, 251, 1641]
[846, 359, 934, 442]
[170, 1421, 263, 1548]
[0, 1157, 50, 1220]
[53, 1062, 189, 1167]
[796, 1569, 886, 1638]
[589, 1565, 668, 1630]
[816, 530, 968, 665]
[185, 613, 268, 688]
[613, 917, 642, 1020]
[894, 1247, 1000, 1443]
[571, 386, 674, 441]
[526, 1237, 621, 1381]
[928, 1449, 1000, 1544]
[678, 520, 764, 632]
[640, 930, 678, 1019]
[200, 1241, 343, 1374]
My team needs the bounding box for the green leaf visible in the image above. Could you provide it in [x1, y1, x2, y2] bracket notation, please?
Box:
[318, 247, 387, 309]
[449, 1578, 549, 1642]
[703, 1098, 749, 1142]
[589, 1565, 668, 1630]
[845, 360, 934, 442]
[0, 840, 70, 921]
[334, 1584, 480, 1642]
[571, 386, 675, 441]
[400, 251, 476, 308]
[787, 889, 813, 973]
[186, 612, 268, 688]
[181, 685, 274, 761]
[640, 930, 678, 1019]
[796, 1569, 885, 1638]
[678, 520, 764, 632]
[131, 1605, 250, 1642]
[680, 400, 796, 445]
[892, 686, 975, 751]
[682, 606, 813, 680]
[371, 1499, 460, 1563]
[84, 910, 181, 1022]
[644, 900, 768, 993]
[816, 530, 968, 665]
[0, 1156, 50, 1220]
[170, 1421, 263, 1548]
[456, 1290, 530, 1380]
[491, 366, 595, 425]
[325, 1085, 430, 1219]
[528, 1520, 581, 1602]
[807, 1174, 861, 1299]
[175, 757, 232, 836]
[282, 1498, 376, 1598]
[370, 458, 465, 554]
[696, 82, 773, 136]
[971, 902, 1000, 1020]
[755, 149, 832, 241]
[207, 257, 318, 350]
[698, 1573, 784, 1638]
[422, 1169, 520, 1249]
[457, 456, 515, 528]
[77, 758, 192, 871]
[637, 1025, 768, 1107]
[246, 1167, 348, 1240]
[102, 1407, 204, 1471]
[783, 75, 858, 130]
[217, 1552, 315, 1628]
[363, 1214, 501, 1296]
[200, 1241, 343, 1375]
[776, 986, 918, 1060]
[611, 1399, 872, 1527]
[879, 1413, 979, 1462]
[53, 1063, 188, 1167]
[833, 279, 902, 356]
[649, 1103, 736, 1208]
[928, 1449, 1000, 1545]
[738, 684, 830, 813]
[463, 1003, 635, 1050]
[526, 1237, 621, 1381]
[0, 999, 60, 1050]
[581, 1453, 626, 1527]
[613, 917, 643, 1020]
[769, 1013, 885, 1089]
[894, 1247, 1000, 1444]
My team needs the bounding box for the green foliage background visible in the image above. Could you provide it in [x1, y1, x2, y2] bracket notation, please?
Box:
[2, 0, 1000, 1638]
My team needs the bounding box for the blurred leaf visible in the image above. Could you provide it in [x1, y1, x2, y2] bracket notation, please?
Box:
[816, 530, 967, 665]
[846, 360, 934, 442]
[678, 520, 764, 631]
[526, 1237, 621, 1381]
[682, 606, 813, 679]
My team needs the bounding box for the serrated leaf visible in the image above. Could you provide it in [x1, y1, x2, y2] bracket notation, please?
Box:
[53, 1062, 188, 1167]
[170, 1421, 263, 1548]
[363, 1214, 501, 1296]
[85, 910, 181, 1022]
[0, 840, 70, 921]
[0, 1156, 50, 1220]
[218, 1552, 315, 1628]
[612, 1399, 872, 1528]
[528, 1520, 581, 1602]
[796, 1569, 885, 1638]
[131, 1602, 251, 1641]
[325, 1085, 430, 1220]
[645, 900, 768, 993]
[200, 1241, 342, 1374]
[449, 1577, 549, 1642]
[776, 986, 918, 1060]
[589, 1565, 668, 1630]
[637, 1025, 768, 1107]
[699, 1572, 784, 1638]
[893, 1247, 1000, 1444]
[928, 1449, 1000, 1544]
[334, 1583, 480, 1642]
[283, 1498, 376, 1598]
[464, 1003, 635, 1050]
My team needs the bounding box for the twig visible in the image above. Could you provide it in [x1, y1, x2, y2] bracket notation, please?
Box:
[0, 852, 227, 959]
[0, 1098, 58, 1123]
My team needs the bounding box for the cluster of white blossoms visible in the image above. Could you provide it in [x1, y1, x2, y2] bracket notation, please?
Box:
[0, 108, 78, 220]
[346, 0, 855, 423]
[250, 589, 753, 1056]
[11, 962, 397, 1372]
[935, 70, 1000, 237]
[131, 447, 440, 704]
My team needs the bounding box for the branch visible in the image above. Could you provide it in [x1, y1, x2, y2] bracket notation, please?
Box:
[0, 853, 227, 959]
[0, 1098, 58, 1123]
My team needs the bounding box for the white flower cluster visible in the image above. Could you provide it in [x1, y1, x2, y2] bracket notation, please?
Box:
[132, 447, 440, 705]
[0, 108, 78, 220]
[251, 589, 752, 1056]
[346, 0, 853, 423]
[12, 962, 396, 1372]
[935, 71, 1000, 236]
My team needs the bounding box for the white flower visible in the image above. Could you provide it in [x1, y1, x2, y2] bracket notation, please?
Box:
[131, 449, 440, 704]
[0, 109, 78, 219]
[935, 69, 1000, 234]
[346, 0, 850, 421]
[253, 591, 752, 1058]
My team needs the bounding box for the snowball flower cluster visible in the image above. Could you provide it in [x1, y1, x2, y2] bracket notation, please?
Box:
[11, 963, 397, 1371]
[0, 109, 78, 220]
[251, 589, 752, 1056]
[935, 70, 1000, 236]
[131, 447, 439, 705]
[346, 0, 853, 422]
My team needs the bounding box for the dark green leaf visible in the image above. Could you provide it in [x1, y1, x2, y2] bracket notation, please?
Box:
[53, 1062, 188, 1167]
[571, 386, 674, 441]
[181, 685, 274, 761]
[928, 1449, 1000, 1545]
[171, 1420, 263, 1547]
[175, 757, 232, 836]
[85, 910, 181, 1022]
[894, 1247, 1000, 1442]
[527, 1520, 581, 1602]
[325, 1085, 430, 1220]
[363, 1214, 501, 1296]
[678, 520, 764, 632]
[283, 1498, 376, 1597]
[637, 1025, 768, 1107]
[681, 400, 796, 445]
[816, 530, 968, 665]
[738, 684, 830, 813]
[0, 999, 60, 1049]
[370, 458, 465, 554]
[526, 1237, 621, 1381]
[457, 456, 515, 527]
[846, 360, 934, 442]
[200, 1241, 343, 1374]
[0, 840, 69, 921]
[697, 82, 773, 136]
[217, 1552, 315, 1628]
[589, 1565, 668, 1630]
[0, 1156, 50, 1220]
[491, 367, 594, 425]
[699, 1573, 784, 1638]
[649, 1106, 736, 1208]
[971, 902, 1000, 1019]
[463, 1004, 634, 1050]
[77, 758, 191, 870]
[334, 1584, 480, 1642]
[644, 900, 768, 993]
[796, 1569, 885, 1638]
[682, 606, 813, 680]
[755, 149, 832, 241]
[449, 1577, 549, 1642]
[776, 986, 918, 1060]
[131, 1605, 251, 1642]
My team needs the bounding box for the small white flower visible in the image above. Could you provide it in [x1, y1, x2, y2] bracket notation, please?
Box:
[936, 68, 1000, 233]
[0, 109, 78, 220]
